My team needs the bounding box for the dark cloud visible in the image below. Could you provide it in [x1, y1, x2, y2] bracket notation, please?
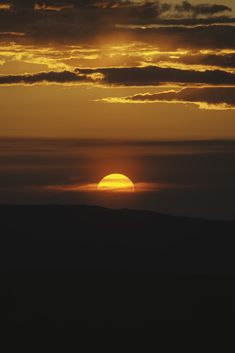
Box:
[177, 53, 235, 69]
[138, 16, 235, 25]
[129, 25, 235, 50]
[175, 1, 231, 17]
[34, 3, 74, 11]
[2, 66, 235, 87]
[0, 70, 90, 85]
[8, 0, 232, 15]
[116, 87, 235, 109]
[1, 20, 235, 51]
[122, 49, 235, 71]
[79, 66, 235, 86]
[0, 1, 234, 45]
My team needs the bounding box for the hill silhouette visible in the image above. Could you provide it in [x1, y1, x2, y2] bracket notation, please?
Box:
[0, 205, 234, 272]
[1, 205, 235, 324]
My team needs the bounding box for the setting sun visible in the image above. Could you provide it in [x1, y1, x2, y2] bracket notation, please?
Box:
[97, 174, 135, 193]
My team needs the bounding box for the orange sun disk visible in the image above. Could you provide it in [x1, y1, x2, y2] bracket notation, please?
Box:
[97, 174, 135, 193]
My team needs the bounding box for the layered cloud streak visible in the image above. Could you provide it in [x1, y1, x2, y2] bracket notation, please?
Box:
[1, 1, 235, 110]
[1, 65, 235, 86]
[102, 87, 235, 110]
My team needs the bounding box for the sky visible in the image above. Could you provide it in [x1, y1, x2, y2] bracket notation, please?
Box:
[1, 0, 235, 218]
[1, 137, 235, 219]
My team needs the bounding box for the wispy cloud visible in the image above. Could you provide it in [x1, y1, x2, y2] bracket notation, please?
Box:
[34, 3, 74, 12]
[46, 181, 172, 193]
[100, 87, 235, 110]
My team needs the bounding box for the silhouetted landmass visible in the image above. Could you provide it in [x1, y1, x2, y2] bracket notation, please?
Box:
[0, 205, 235, 324]
[0, 205, 234, 272]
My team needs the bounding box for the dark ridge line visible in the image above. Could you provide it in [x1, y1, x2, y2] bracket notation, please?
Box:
[0, 204, 234, 223]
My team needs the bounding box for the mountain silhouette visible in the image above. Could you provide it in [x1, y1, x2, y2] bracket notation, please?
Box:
[1, 205, 235, 324]
[0, 205, 234, 273]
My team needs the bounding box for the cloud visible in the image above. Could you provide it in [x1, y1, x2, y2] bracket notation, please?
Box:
[0, 3, 11, 11]
[117, 16, 235, 26]
[126, 25, 235, 51]
[46, 181, 169, 193]
[102, 87, 235, 110]
[2, 22, 234, 51]
[8, 0, 232, 16]
[176, 52, 235, 69]
[0, 1, 234, 46]
[34, 3, 74, 12]
[174, 1, 231, 17]
[79, 66, 235, 86]
[0, 70, 92, 85]
[2, 66, 235, 87]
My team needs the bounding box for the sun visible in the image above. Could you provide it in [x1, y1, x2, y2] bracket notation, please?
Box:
[97, 174, 135, 193]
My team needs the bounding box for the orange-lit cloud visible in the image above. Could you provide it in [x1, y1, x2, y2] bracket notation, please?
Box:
[34, 3, 74, 11]
[0, 32, 25, 37]
[2, 42, 235, 77]
[0, 3, 11, 10]
[46, 181, 173, 193]
[101, 87, 235, 110]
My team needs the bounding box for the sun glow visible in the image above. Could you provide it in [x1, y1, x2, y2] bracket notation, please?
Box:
[97, 174, 135, 193]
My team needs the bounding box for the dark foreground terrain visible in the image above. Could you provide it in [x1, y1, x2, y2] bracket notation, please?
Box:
[1, 205, 234, 272]
[1, 205, 235, 324]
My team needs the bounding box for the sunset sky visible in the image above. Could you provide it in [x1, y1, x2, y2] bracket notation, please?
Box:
[1, 0, 235, 218]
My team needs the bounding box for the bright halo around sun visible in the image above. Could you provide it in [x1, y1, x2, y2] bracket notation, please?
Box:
[97, 174, 135, 193]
